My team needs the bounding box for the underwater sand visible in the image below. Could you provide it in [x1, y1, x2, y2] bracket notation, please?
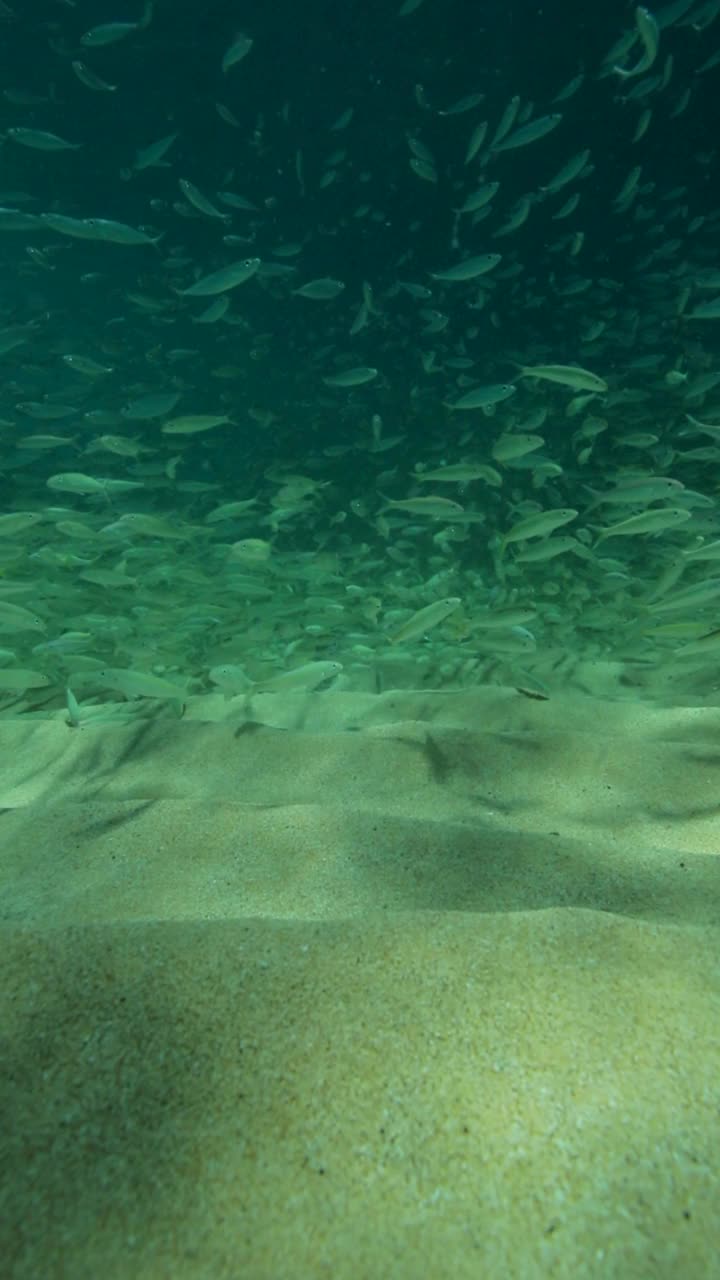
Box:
[1, 680, 719, 1279]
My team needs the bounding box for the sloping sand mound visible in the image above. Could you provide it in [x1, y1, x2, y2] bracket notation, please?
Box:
[1, 686, 719, 1279]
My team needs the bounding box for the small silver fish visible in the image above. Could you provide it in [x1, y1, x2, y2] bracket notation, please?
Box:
[293, 278, 346, 300]
[447, 384, 517, 411]
[429, 253, 502, 282]
[7, 127, 81, 151]
[323, 367, 378, 387]
[222, 32, 254, 73]
[390, 597, 461, 644]
[179, 258, 261, 296]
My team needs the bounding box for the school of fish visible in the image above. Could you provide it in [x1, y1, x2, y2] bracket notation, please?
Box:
[1, 0, 720, 719]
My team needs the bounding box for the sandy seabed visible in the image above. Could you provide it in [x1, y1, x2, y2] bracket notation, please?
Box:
[1, 681, 719, 1280]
